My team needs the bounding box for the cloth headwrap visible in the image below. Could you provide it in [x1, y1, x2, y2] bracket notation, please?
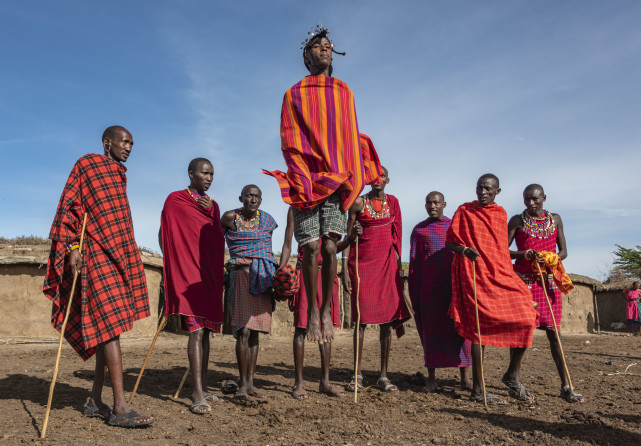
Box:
[531, 251, 574, 296]
[225, 211, 278, 295]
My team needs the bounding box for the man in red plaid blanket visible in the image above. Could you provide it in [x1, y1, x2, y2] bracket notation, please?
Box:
[43, 126, 154, 427]
[445, 173, 537, 405]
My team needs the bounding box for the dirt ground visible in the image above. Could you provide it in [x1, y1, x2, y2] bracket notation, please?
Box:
[1, 328, 641, 445]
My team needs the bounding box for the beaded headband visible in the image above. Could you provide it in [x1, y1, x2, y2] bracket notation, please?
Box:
[301, 23, 346, 56]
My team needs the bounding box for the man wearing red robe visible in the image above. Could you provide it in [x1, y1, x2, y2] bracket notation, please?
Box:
[43, 126, 154, 427]
[445, 174, 537, 405]
[160, 157, 225, 414]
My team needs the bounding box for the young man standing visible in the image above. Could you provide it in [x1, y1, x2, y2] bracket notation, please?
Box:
[160, 158, 225, 414]
[445, 174, 537, 405]
[43, 126, 154, 427]
[264, 25, 383, 344]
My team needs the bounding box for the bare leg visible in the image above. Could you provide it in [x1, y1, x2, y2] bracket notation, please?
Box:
[319, 341, 344, 397]
[423, 368, 438, 393]
[470, 343, 484, 399]
[187, 329, 207, 406]
[460, 366, 473, 391]
[235, 328, 250, 399]
[320, 237, 338, 343]
[246, 330, 265, 398]
[292, 328, 307, 399]
[302, 240, 321, 343]
[502, 347, 534, 401]
[379, 323, 392, 379]
[349, 324, 365, 391]
[103, 337, 154, 424]
[201, 329, 210, 391]
[88, 344, 110, 417]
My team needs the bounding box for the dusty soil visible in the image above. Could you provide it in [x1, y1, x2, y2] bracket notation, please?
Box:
[1, 328, 641, 445]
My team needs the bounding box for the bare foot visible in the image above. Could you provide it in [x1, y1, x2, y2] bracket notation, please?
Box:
[319, 383, 345, 398]
[292, 384, 308, 400]
[234, 386, 248, 400]
[247, 387, 267, 399]
[320, 313, 335, 343]
[460, 380, 473, 391]
[307, 316, 322, 343]
[422, 379, 438, 393]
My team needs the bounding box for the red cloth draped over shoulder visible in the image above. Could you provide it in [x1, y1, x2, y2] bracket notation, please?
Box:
[161, 190, 225, 323]
[348, 195, 409, 334]
[446, 201, 536, 348]
[43, 154, 150, 360]
[263, 75, 383, 212]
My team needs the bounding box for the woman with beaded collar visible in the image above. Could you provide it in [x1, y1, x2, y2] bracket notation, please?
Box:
[508, 184, 584, 403]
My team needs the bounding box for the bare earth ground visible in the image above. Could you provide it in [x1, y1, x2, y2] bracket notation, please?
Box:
[1, 328, 641, 445]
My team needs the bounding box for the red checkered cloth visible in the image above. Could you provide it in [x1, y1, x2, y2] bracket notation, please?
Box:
[181, 315, 221, 333]
[228, 266, 272, 334]
[514, 225, 563, 331]
[447, 201, 536, 348]
[292, 268, 340, 329]
[43, 154, 150, 360]
[347, 194, 409, 336]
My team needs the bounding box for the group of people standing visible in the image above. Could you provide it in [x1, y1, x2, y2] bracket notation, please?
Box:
[42, 24, 582, 429]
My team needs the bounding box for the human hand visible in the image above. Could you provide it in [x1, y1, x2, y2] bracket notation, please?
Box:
[342, 272, 352, 293]
[462, 247, 480, 261]
[350, 222, 363, 239]
[196, 196, 213, 208]
[69, 249, 82, 275]
[525, 249, 538, 261]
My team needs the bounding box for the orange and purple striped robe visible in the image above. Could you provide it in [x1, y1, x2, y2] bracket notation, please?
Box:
[263, 75, 383, 212]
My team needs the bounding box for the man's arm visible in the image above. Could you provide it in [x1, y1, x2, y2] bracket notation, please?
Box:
[341, 197, 365, 293]
[507, 214, 536, 260]
[444, 241, 480, 261]
[278, 208, 295, 267]
[221, 210, 236, 233]
[553, 213, 568, 260]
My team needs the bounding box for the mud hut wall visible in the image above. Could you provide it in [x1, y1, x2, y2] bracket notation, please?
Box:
[0, 263, 162, 338]
[560, 283, 595, 333]
[595, 290, 627, 328]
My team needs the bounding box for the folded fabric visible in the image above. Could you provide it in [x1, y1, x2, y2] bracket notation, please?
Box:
[531, 251, 574, 296]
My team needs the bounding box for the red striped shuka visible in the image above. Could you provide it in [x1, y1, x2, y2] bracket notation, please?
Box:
[43, 154, 150, 360]
[263, 75, 383, 212]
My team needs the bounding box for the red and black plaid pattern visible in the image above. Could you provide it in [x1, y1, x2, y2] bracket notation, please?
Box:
[273, 264, 300, 303]
[43, 154, 150, 360]
[446, 201, 536, 348]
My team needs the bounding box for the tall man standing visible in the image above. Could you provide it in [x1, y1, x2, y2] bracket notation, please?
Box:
[508, 184, 582, 402]
[445, 174, 537, 405]
[160, 158, 225, 414]
[264, 24, 383, 343]
[222, 185, 278, 399]
[43, 126, 154, 427]
[409, 191, 472, 393]
[343, 167, 410, 392]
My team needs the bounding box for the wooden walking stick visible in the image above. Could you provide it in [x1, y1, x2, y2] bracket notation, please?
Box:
[471, 259, 489, 411]
[339, 273, 344, 330]
[173, 364, 191, 400]
[535, 262, 574, 391]
[129, 314, 167, 404]
[354, 237, 362, 403]
[41, 213, 88, 439]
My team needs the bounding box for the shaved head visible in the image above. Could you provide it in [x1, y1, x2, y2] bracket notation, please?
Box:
[102, 125, 128, 143]
[188, 157, 212, 173]
[426, 191, 444, 202]
[478, 173, 499, 188]
[523, 183, 544, 195]
[241, 184, 261, 197]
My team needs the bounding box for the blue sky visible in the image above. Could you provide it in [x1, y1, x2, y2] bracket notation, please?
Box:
[1, 1, 639, 280]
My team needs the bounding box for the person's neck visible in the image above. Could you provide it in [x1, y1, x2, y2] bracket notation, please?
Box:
[369, 190, 386, 200]
[189, 185, 205, 195]
[240, 208, 257, 219]
[308, 67, 330, 76]
[526, 209, 545, 217]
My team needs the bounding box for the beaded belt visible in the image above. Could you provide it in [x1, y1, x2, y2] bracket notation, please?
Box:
[517, 272, 558, 290]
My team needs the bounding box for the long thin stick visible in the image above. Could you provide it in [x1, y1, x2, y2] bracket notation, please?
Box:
[41, 213, 88, 439]
[472, 260, 489, 411]
[339, 274, 344, 330]
[129, 315, 167, 404]
[173, 365, 191, 400]
[354, 238, 361, 403]
[536, 263, 574, 390]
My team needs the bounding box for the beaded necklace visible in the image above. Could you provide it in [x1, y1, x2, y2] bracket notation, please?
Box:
[186, 186, 209, 201]
[235, 209, 260, 230]
[364, 194, 390, 219]
[521, 209, 555, 239]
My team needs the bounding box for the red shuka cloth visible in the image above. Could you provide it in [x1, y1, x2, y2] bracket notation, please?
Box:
[161, 190, 225, 324]
[43, 154, 150, 360]
[348, 194, 409, 333]
[447, 201, 536, 348]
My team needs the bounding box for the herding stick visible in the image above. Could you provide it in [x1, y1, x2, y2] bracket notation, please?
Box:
[471, 259, 489, 411]
[535, 262, 574, 391]
[41, 213, 88, 439]
[173, 365, 191, 400]
[354, 237, 362, 403]
[129, 315, 167, 404]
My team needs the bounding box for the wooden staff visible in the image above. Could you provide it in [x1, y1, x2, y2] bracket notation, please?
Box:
[173, 365, 191, 400]
[471, 259, 489, 411]
[128, 315, 167, 404]
[535, 262, 574, 391]
[353, 237, 361, 403]
[41, 213, 88, 439]
[339, 273, 344, 330]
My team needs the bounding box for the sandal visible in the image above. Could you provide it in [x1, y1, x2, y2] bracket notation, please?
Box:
[377, 377, 398, 392]
[346, 375, 363, 392]
[82, 401, 111, 420]
[222, 380, 239, 395]
[470, 392, 508, 406]
[560, 385, 584, 403]
[501, 377, 535, 402]
[189, 399, 211, 415]
[204, 392, 219, 404]
[108, 410, 155, 428]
